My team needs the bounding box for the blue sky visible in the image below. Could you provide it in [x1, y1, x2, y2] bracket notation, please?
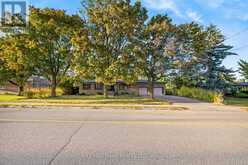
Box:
[30, 0, 248, 78]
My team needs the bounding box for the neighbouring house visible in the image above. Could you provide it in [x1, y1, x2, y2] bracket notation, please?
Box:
[234, 82, 248, 91]
[0, 83, 18, 92]
[27, 76, 50, 88]
[79, 80, 165, 96]
[0, 76, 50, 93]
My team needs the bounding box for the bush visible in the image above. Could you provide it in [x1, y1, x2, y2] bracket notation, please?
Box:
[23, 88, 63, 99]
[23, 91, 35, 99]
[235, 92, 248, 98]
[96, 92, 103, 95]
[59, 77, 75, 95]
[176, 86, 224, 104]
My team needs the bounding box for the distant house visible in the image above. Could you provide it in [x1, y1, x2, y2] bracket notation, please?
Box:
[235, 82, 248, 87]
[234, 82, 248, 91]
[79, 80, 165, 96]
[27, 76, 50, 88]
[0, 76, 50, 93]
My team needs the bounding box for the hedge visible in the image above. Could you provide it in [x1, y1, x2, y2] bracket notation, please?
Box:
[176, 86, 224, 104]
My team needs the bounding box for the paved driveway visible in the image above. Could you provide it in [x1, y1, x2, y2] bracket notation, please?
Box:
[163, 95, 243, 111]
[0, 105, 248, 165]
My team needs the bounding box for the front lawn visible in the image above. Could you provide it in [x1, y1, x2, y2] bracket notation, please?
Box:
[224, 97, 248, 107]
[0, 94, 170, 105]
[0, 94, 26, 102]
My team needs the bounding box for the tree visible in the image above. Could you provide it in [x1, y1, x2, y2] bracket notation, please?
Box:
[75, 0, 147, 98]
[239, 60, 248, 81]
[0, 33, 38, 95]
[29, 7, 83, 97]
[201, 25, 236, 90]
[173, 22, 207, 88]
[173, 23, 236, 90]
[141, 15, 175, 98]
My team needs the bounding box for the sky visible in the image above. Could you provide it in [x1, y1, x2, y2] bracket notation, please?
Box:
[29, 0, 248, 79]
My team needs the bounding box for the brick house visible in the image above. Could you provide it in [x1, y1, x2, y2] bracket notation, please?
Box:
[79, 80, 165, 96]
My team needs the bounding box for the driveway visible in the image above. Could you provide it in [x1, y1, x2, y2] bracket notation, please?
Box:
[163, 95, 243, 111]
[0, 106, 248, 165]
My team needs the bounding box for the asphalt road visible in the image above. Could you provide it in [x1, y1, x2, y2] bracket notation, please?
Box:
[0, 104, 248, 165]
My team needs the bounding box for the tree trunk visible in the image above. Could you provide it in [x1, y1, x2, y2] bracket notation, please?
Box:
[103, 84, 108, 98]
[150, 81, 154, 99]
[51, 75, 57, 97]
[114, 83, 119, 96]
[17, 86, 24, 96]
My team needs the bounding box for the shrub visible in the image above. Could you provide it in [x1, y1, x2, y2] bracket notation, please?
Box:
[23, 88, 63, 99]
[59, 77, 75, 95]
[235, 92, 248, 98]
[176, 86, 224, 104]
[23, 91, 35, 99]
[96, 92, 103, 95]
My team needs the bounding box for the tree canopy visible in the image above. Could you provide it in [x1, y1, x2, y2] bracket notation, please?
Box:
[74, 0, 147, 97]
[239, 60, 248, 81]
[29, 7, 84, 97]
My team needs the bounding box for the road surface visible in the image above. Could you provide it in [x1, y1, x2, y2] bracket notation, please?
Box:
[0, 99, 248, 165]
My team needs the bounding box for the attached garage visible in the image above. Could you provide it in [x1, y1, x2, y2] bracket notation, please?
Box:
[153, 87, 163, 96]
[139, 88, 148, 96]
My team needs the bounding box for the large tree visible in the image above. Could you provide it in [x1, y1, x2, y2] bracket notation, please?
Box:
[173, 22, 207, 88]
[239, 60, 248, 81]
[173, 23, 236, 90]
[141, 15, 175, 98]
[201, 25, 236, 90]
[0, 33, 38, 95]
[75, 0, 147, 98]
[29, 7, 83, 97]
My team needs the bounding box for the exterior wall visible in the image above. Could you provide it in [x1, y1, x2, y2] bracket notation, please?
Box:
[79, 81, 164, 96]
[79, 88, 103, 95]
[0, 83, 18, 92]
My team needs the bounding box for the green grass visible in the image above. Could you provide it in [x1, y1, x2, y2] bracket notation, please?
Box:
[0, 94, 26, 102]
[224, 97, 248, 107]
[0, 94, 169, 105]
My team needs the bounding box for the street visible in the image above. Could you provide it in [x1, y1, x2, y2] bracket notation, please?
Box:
[0, 104, 248, 165]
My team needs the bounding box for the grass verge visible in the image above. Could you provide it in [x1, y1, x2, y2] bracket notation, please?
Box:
[224, 97, 248, 107]
[0, 94, 170, 105]
[0, 94, 187, 110]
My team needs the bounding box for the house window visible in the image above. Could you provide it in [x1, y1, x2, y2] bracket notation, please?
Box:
[82, 84, 91, 90]
[95, 83, 103, 90]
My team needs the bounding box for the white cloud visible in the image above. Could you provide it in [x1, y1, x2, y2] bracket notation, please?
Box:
[194, 0, 225, 8]
[143, 0, 184, 18]
[186, 10, 203, 23]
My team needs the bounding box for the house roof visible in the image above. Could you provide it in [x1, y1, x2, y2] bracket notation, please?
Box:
[81, 80, 164, 85]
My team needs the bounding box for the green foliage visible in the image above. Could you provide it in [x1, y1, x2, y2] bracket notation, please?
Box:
[239, 60, 248, 81]
[29, 7, 83, 97]
[23, 88, 63, 99]
[235, 92, 248, 98]
[75, 0, 147, 97]
[172, 24, 236, 90]
[0, 33, 39, 95]
[140, 15, 176, 98]
[176, 86, 224, 104]
[59, 77, 75, 95]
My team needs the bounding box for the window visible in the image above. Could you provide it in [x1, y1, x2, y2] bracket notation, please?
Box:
[95, 83, 103, 90]
[82, 84, 91, 90]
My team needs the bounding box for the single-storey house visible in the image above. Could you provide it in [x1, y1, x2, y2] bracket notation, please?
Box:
[79, 80, 165, 96]
[233, 82, 248, 91]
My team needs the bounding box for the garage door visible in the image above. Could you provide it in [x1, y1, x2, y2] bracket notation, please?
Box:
[139, 88, 148, 96]
[154, 88, 163, 96]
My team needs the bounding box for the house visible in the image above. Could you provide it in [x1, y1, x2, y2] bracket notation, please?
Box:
[0, 76, 50, 93]
[234, 82, 248, 91]
[79, 80, 165, 96]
